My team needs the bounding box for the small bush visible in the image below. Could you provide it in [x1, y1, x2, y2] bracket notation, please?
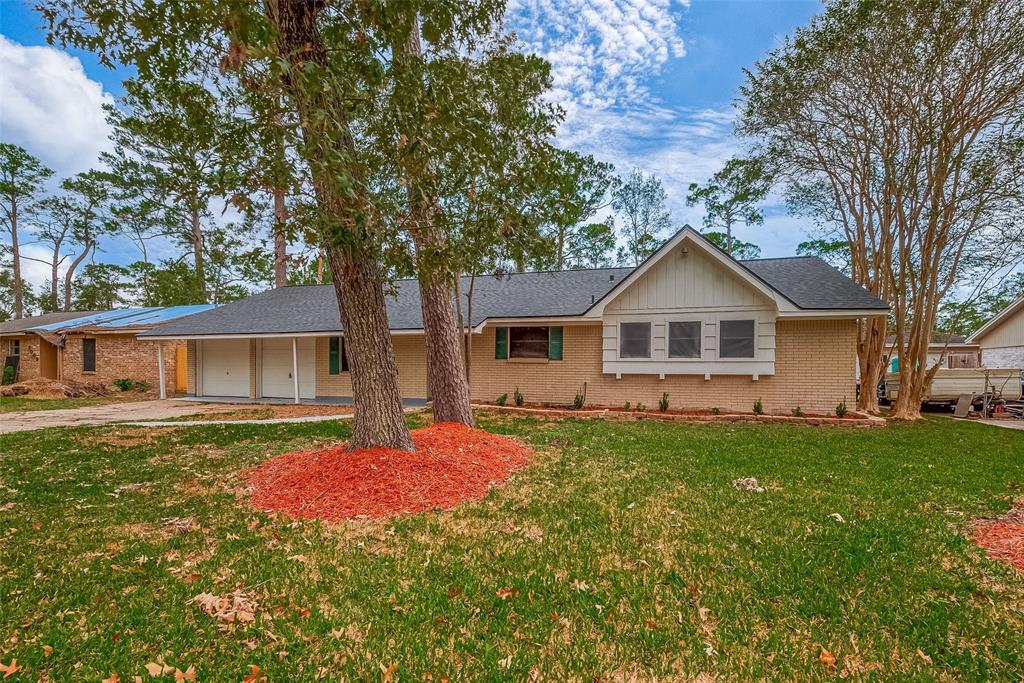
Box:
[573, 390, 585, 410]
[792, 406, 804, 417]
[113, 378, 150, 392]
[711, 407, 720, 415]
[1, 366, 14, 385]
[541, 401, 551, 408]
[835, 399, 848, 418]
[753, 398, 763, 415]
[624, 401, 631, 410]
[658, 392, 669, 412]
[495, 393, 507, 407]
[636, 402, 646, 412]
[513, 387, 524, 407]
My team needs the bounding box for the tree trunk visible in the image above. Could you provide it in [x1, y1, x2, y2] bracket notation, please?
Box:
[49, 250, 60, 311]
[273, 187, 288, 287]
[64, 241, 92, 311]
[10, 198, 23, 318]
[268, 0, 413, 451]
[191, 204, 206, 301]
[316, 249, 325, 284]
[465, 273, 475, 386]
[395, 14, 473, 427]
[856, 316, 886, 413]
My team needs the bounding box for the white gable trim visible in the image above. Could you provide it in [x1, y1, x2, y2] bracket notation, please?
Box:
[583, 226, 795, 318]
[966, 295, 1024, 343]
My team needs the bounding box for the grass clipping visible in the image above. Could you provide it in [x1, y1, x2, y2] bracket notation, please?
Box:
[247, 422, 533, 521]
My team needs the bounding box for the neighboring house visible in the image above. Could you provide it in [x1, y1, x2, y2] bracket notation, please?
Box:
[967, 296, 1024, 369]
[1, 311, 100, 381]
[142, 227, 889, 414]
[884, 333, 981, 373]
[2, 306, 214, 392]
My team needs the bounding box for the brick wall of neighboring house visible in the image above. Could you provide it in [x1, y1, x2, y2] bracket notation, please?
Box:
[61, 333, 182, 390]
[980, 346, 1024, 370]
[186, 340, 197, 394]
[467, 319, 858, 415]
[1, 334, 40, 381]
[315, 334, 429, 398]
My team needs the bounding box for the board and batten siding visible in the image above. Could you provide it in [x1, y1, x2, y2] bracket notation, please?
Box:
[601, 244, 777, 377]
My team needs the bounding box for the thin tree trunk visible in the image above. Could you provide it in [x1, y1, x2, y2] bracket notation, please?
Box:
[395, 15, 473, 427]
[316, 249, 325, 284]
[64, 241, 92, 311]
[856, 316, 886, 413]
[49, 251, 60, 311]
[273, 187, 288, 287]
[191, 204, 206, 300]
[10, 198, 23, 318]
[268, 0, 413, 451]
[465, 273, 475, 388]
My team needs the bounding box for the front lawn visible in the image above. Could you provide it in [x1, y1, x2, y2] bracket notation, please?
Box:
[0, 393, 150, 413]
[1, 416, 1021, 680]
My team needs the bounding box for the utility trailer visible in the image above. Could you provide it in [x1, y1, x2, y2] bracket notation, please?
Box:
[883, 367, 1023, 410]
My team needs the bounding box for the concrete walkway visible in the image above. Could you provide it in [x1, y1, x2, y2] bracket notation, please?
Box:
[0, 400, 240, 434]
[126, 413, 356, 427]
[974, 418, 1024, 431]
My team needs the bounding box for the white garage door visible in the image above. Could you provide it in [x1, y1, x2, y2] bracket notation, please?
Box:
[200, 339, 250, 397]
[261, 338, 315, 399]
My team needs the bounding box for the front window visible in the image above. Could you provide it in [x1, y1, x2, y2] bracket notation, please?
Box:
[719, 320, 755, 358]
[509, 327, 549, 359]
[619, 322, 651, 359]
[82, 338, 97, 372]
[8, 339, 19, 357]
[668, 321, 701, 358]
[328, 336, 349, 374]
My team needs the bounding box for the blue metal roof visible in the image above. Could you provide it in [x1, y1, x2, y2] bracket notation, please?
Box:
[29, 305, 215, 332]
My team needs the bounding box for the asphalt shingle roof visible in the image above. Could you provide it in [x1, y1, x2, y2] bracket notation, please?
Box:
[140, 256, 886, 338]
[0, 310, 100, 335]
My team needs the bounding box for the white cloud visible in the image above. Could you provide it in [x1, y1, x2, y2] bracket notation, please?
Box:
[0, 36, 114, 179]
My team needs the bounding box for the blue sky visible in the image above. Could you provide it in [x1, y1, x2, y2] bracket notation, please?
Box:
[1, 0, 823, 288]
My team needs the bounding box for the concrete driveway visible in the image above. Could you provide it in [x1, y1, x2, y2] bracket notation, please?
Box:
[0, 400, 239, 434]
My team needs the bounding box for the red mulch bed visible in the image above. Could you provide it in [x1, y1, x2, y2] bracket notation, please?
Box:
[973, 503, 1024, 572]
[247, 422, 533, 521]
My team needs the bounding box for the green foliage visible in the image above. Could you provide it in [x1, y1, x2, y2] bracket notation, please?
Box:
[686, 156, 771, 255]
[712, 406, 721, 415]
[2, 366, 14, 385]
[936, 273, 1024, 337]
[796, 239, 852, 274]
[513, 387, 524, 407]
[635, 402, 646, 412]
[612, 169, 671, 266]
[495, 393, 507, 407]
[835, 399, 848, 419]
[702, 232, 761, 259]
[573, 389, 585, 410]
[113, 378, 148, 392]
[792, 406, 804, 417]
[753, 398, 764, 415]
[624, 401, 631, 410]
[658, 393, 669, 412]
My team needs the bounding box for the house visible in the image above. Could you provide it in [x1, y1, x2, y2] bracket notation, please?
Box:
[883, 332, 981, 372]
[1, 310, 100, 381]
[140, 227, 889, 414]
[967, 295, 1024, 369]
[2, 306, 214, 394]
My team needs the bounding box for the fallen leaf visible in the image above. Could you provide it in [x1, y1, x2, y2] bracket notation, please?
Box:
[298, 608, 311, 618]
[830, 513, 846, 523]
[820, 647, 837, 668]
[175, 665, 197, 682]
[0, 660, 22, 678]
[917, 649, 933, 665]
[496, 587, 514, 600]
[241, 665, 262, 683]
[380, 661, 398, 682]
[102, 674, 120, 683]
[644, 619, 660, 630]
[698, 606, 711, 622]
[42, 645, 53, 657]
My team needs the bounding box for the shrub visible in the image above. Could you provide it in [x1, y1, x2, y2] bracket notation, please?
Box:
[541, 401, 551, 408]
[711, 407, 720, 415]
[636, 402, 646, 412]
[495, 393, 507, 407]
[513, 387, 524, 406]
[658, 393, 669, 412]
[835, 399, 848, 418]
[623, 401, 631, 410]
[753, 398, 764, 415]
[1, 366, 14, 385]
[573, 390, 585, 410]
[113, 378, 149, 392]
[792, 406, 804, 417]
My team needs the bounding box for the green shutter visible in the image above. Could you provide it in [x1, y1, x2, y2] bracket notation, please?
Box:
[495, 327, 508, 360]
[548, 326, 563, 360]
[329, 337, 340, 375]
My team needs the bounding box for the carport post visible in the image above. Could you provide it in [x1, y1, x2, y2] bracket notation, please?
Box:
[292, 337, 300, 404]
[157, 343, 167, 400]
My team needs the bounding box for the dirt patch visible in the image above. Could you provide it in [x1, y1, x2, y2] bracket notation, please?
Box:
[1, 377, 115, 398]
[474, 404, 882, 427]
[973, 500, 1024, 571]
[247, 422, 533, 521]
[173, 404, 356, 422]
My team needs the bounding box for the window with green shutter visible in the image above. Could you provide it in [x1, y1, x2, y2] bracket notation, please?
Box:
[329, 336, 349, 374]
[494, 327, 508, 359]
[548, 326, 563, 360]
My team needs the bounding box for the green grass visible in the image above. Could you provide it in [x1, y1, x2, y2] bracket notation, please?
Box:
[0, 393, 149, 413]
[1, 415, 1021, 680]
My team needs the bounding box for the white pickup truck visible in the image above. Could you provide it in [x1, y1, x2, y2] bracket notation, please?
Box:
[883, 368, 1023, 408]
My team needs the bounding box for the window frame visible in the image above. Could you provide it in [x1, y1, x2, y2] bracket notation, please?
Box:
[667, 320, 702, 359]
[618, 321, 652, 359]
[82, 337, 97, 372]
[8, 339, 20, 357]
[328, 336, 349, 374]
[508, 326, 550, 359]
[718, 319, 756, 359]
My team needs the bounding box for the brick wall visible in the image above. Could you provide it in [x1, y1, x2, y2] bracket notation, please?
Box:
[465, 319, 857, 415]
[1, 334, 40, 381]
[315, 334, 429, 398]
[61, 333, 183, 390]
